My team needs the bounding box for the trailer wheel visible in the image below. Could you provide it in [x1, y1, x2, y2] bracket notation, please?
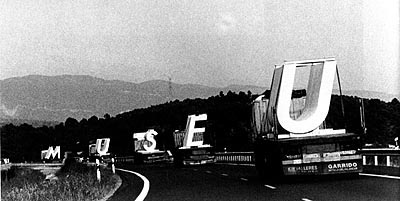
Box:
[255, 140, 283, 181]
[255, 141, 270, 178]
[173, 151, 184, 167]
[255, 150, 268, 178]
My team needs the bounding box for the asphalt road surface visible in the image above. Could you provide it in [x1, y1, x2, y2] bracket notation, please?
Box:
[109, 163, 400, 201]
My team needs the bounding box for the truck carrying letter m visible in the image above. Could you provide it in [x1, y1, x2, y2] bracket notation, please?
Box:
[41, 146, 61, 160]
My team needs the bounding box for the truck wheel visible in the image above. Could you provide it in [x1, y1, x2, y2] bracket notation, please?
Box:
[255, 148, 268, 178]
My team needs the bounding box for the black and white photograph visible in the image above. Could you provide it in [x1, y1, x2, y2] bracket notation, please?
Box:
[1, 1, 399, 200]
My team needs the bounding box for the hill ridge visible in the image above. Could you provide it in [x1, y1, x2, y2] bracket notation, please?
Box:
[0, 75, 265, 122]
[1, 75, 397, 123]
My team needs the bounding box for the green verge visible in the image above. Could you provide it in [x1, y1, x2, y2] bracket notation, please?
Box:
[1, 161, 119, 201]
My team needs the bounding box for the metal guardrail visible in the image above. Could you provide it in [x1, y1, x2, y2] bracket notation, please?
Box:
[114, 153, 255, 164]
[1, 163, 63, 171]
[215, 152, 254, 164]
[359, 148, 400, 176]
[216, 149, 400, 166]
[360, 148, 400, 167]
[115, 156, 135, 163]
[96, 149, 400, 176]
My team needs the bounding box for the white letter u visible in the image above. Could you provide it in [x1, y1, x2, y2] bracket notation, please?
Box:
[273, 59, 336, 133]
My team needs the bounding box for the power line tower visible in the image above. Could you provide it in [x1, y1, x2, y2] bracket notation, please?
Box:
[164, 74, 173, 101]
[168, 76, 173, 100]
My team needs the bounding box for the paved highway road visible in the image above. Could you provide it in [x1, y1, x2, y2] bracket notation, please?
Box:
[110, 163, 400, 201]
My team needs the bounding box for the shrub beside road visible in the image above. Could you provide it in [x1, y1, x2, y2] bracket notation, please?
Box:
[1, 162, 120, 201]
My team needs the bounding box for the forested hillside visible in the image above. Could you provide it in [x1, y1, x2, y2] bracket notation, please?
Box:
[1, 91, 399, 162]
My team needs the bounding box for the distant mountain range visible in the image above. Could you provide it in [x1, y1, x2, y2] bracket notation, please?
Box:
[1, 75, 398, 123]
[0, 75, 265, 123]
[332, 89, 399, 103]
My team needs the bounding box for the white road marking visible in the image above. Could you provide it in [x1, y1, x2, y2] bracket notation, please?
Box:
[240, 178, 248, 181]
[193, 169, 198, 171]
[206, 171, 212, 174]
[264, 184, 276, 189]
[221, 173, 229, 177]
[302, 198, 313, 201]
[360, 173, 400, 180]
[116, 168, 150, 201]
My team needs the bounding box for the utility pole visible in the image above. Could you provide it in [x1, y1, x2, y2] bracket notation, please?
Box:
[168, 76, 173, 100]
[163, 74, 174, 101]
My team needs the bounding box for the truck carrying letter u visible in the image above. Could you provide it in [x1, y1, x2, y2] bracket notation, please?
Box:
[270, 59, 336, 133]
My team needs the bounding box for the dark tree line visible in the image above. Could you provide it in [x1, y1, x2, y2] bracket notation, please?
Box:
[1, 90, 399, 162]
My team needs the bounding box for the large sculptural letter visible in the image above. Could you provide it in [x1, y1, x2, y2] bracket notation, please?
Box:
[183, 114, 207, 147]
[143, 129, 157, 151]
[133, 129, 158, 152]
[96, 138, 110, 156]
[44, 146, 61, 160]
[269, 59, 336, 133]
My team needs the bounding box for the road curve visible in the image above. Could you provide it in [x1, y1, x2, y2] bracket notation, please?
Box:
[111, 163, 400, 201]
[108, 169, 146, 201]
[116, 168, 150, 201]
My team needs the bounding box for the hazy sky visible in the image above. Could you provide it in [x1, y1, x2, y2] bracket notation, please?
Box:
[1, 0, 399, 95]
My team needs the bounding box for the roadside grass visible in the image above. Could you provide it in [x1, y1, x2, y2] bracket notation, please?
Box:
[1, 161, 119, 201]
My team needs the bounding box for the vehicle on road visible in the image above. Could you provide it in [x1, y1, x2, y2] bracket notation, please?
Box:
[252, 58, 363, 177]
[173, 114, 216, 166]
[132, 129, 173, 164]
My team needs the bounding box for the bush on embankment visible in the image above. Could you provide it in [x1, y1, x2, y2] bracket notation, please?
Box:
[1, 161, 119, 201]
